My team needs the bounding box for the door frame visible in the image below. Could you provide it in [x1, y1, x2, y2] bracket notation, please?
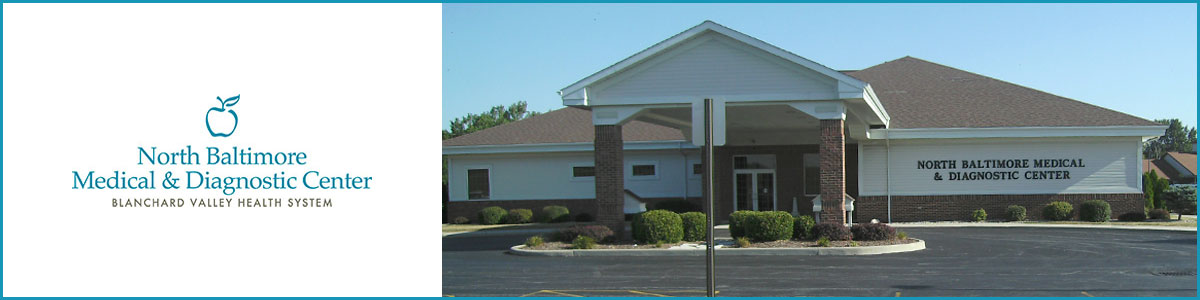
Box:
[732, 169, 777, 212]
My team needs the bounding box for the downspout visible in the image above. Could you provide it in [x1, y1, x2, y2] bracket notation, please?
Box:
[886, 130, 892, 223]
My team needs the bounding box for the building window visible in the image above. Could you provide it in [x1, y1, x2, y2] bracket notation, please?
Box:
[467, 168, 490, 199]
[803, 154, 819, 196]
[633, 165, 656, 176]
[630, 161, 659, 180]
[573, 166, 595, 178]
[693, 163, 703, 175]
[734, 154, 776, 170]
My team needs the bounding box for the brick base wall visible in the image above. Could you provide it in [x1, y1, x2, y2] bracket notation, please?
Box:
[857, 193, 1144, 222]
[446, 199, 597, 223]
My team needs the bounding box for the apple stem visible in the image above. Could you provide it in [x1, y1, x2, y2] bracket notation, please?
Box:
[217, 97, 225, 108]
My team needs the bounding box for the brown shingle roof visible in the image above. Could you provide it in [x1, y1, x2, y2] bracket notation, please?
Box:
[442, 107, 685, 147]
[1165, 152, 1197, 176]
[845, 56, 1159, 129]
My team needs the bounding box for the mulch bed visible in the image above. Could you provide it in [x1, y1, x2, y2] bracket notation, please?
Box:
[523, 238, 917, 250]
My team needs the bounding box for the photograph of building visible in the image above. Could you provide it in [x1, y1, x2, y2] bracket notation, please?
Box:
[443, 21, 1165, 227]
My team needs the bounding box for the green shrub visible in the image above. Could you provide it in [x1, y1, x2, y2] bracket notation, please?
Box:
[850, 223, 896, 241]
[478, 206, 507, 225]
[850, 241, 859, 247]
[728, 210, 757, 239]
[793, 215, 817, 240]
[571, 236, 595, 249]
[679, 212, 707, 242]
[746, 211, 793, 241]
[971, 208, 988, 222]
[734, 237, 750, 248]
[524, 236, 544, 247]
[538, 206, 571, 223]
[653, 199, 702, 213]
[633, 210, 684, 244]
[451, 216, 470, 224]
[1163, 185, 1197, 215]
[630, 212, 645, 242]
[1042, 201, 1074, 221]
[1079, 200, 1111, 222]
[1149, 208, 1171, 220]
[816, 236, 831, 247]
[897, 231, 908, 240]
[1005, 205, 1027, 222]
[505, 208, 533, 224]
[1117, 211, 1146, 221]
[554, 225, 614, 243]
[814, 223, 852, 241]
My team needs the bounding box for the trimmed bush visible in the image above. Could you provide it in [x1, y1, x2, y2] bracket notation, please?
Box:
[555, 225, 615, 243]
[574, 213, 595, 222]
[524, 236, 544, 247]
[630, 212, 646, 242]
[1006, 205, 1027, 222]
[478, 206, 508, 225]
[633, 210, 684, 244]
[538, 205, 571, 223]
[505, 208, 533, 224]
[1149, 208, 1171, 220]
[1079, 200, 1111, 222]
[451, 216, 470, 224]
[816, 236, 832, 247]
[793, 215, 817, 240]
[971, 208, 988, 222]
[1117, 211, 1147, 222]
[746, 211, 793, 241]
[897, 231, 908, 240]
[654, 199, 702, 213]
[851, 223, 897, 241]
[814, 223, 852, 241]
[571, 236, 595, 249]
[1042, 201, 1074, 221]
[679, 212, 707, 242]
[728, 210, 757, 239]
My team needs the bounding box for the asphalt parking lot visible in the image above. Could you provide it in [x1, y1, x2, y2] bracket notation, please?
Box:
[443, 227, 1197, 297]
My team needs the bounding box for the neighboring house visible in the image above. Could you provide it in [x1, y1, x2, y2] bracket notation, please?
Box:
[442, 21, 1165, 227]
[1144, 152, 1197, 184]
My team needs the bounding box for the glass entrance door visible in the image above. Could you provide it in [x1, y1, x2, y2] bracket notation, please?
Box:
[733, 170, 776, 211]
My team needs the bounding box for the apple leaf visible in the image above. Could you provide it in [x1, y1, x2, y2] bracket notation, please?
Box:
[224, 94, 240, 107]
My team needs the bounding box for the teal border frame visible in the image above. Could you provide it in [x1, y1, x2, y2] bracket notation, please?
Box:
[2, 1, 1197, 298]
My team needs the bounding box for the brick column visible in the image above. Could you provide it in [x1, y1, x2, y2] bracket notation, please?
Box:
[594, 125, 626, 238]
[819, 119, 846, 224]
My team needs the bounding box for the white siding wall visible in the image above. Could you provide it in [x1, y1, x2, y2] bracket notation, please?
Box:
[590, 32, 836, 103]
[860, 137, 1142, 196]
[448, 150, 701, 201]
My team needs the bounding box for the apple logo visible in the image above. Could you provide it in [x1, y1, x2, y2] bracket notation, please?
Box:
[206, 94, 240, 137]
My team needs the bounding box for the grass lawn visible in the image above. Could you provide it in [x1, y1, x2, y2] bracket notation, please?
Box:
[442, 222, 594, 233]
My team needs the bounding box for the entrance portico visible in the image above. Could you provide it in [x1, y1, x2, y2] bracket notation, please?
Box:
[559, 21, 890, 233]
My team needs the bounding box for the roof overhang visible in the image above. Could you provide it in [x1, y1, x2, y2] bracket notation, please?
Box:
[443, 140, 696, 155]
[866, 125, 1168, 140]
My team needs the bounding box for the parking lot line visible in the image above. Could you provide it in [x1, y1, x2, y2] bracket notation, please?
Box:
[628, 290, 670, 297]
[1081, 291, 1094, 297]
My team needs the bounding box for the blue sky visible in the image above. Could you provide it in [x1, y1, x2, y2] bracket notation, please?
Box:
[443, 4, 1197, 130]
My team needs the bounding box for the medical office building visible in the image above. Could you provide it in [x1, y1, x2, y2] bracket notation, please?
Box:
[443, 21, 1165, 232]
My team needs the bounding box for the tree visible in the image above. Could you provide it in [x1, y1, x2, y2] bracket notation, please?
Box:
[443, 101, 541, 140]
[442, 101, 543, 184]
[1143, 171, 1170, 210]
[1143, 119, 1197, 159]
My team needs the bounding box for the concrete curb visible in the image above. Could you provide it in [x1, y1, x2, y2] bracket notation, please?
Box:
[890, 222, 1196, 232]
[508, 239, 925, 257]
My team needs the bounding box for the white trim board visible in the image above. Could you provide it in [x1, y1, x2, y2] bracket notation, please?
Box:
[867, 126, 1166, 140]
